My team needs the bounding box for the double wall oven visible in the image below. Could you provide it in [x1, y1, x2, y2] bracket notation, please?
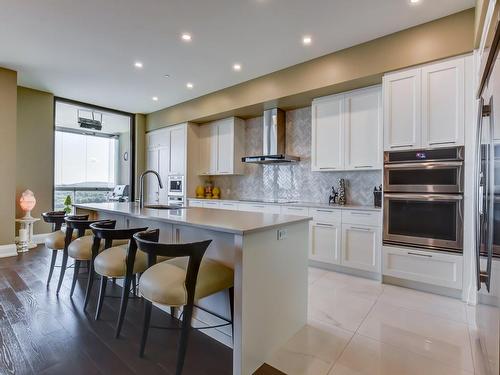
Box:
[383, 147, 464, 253]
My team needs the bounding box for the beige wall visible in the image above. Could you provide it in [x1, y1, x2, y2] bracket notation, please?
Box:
[16, 87, 54, 234]
[134, 113, 146, 199]
[0, 68, 17, 245]
[147, 8, 475, 131]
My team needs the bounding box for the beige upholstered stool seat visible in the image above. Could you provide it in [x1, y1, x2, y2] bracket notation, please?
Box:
[68, 236, 129, 261]
[94, 245, 149, 277]
[45, 228, 94, 250]
[139, 257, 234, 307]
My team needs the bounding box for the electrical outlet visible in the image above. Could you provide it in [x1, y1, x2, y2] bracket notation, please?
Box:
[277, 228, 287, 240]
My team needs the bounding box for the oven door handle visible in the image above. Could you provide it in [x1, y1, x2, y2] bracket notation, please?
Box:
[383, 193, 463, 201]
[384, 161, 463, 169]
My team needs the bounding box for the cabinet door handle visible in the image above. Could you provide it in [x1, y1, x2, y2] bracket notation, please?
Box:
[316, 209, 334, 213]
[316, 223, 334, 227]
[287, 207, 304, 211]
[319, 167, 335, 170]
[252, 205, 265, 208]
[354, 165, 372, 169]
[407, 251, 432, 258]
[350, 226, 372, 231]
[175, 228, 180, 243]
[350, 211, 371, 216]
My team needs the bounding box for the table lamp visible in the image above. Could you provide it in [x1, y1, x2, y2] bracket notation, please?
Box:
[19, 190, 36, 219]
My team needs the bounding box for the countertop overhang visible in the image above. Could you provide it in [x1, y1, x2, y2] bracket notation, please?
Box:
[73, 202, 311, 235]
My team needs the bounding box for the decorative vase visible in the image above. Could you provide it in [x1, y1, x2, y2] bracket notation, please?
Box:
[19, 190, 36, 219]
[337, 179, 346, 205]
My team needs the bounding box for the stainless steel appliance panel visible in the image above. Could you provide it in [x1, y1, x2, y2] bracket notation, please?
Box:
[383, 193, 463, 252]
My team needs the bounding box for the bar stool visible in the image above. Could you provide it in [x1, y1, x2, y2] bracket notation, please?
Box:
[133, 229, 234, 375]
[57, 217, 127, 296]
[42, 211, 83, 286]
[84, 220, 149, 338]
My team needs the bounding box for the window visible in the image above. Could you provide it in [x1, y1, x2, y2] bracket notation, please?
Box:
[54, 130, 118, 188]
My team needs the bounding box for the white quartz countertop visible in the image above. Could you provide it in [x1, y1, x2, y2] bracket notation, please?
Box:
[74, 202, 311, 235]
[187, 198, 381, 211]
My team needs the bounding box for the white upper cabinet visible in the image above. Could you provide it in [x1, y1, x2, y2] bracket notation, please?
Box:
[421, 58, 465, 148]
[311, 94, 344, 171]
[169, 125, 186, 175]
[145, 123, 188, 204]
[344, 86, 383, 170]
[216, 118, 235, 174]
[312, 85, 382, 171]
[198, 123, 217, 175]
[198, 117, 244, 176]
[383, 68, 421, 150]
[383, 55, 469, 150]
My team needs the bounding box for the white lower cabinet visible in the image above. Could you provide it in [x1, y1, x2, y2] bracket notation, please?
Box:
[188, 199, 204, 207]
[237, 203, 281, 214]
[341, 224, 380, 272]
[382, 245, 463, 289]
[202, 201, 220, 209]
[309, 221, 341, 264]
[219, 202, 238, 210]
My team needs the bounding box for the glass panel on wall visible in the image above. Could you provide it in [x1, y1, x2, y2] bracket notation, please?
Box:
[53, 100, 133, 211]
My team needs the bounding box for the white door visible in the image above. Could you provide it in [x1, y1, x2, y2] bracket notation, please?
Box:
[199, 123, 217, 175]
[146, 149, 159, 204]
[169, 125, 186, 175]
[383, 68, 421, 150]
[216, 119, 234, 174]
[421, 58, 465, 147]
[309, 222, 341, 264]
[344, 86, 383, 169]
[157, 147, 170, 204]
[341, 224, 380, 272]
[311, 95, 344, 170]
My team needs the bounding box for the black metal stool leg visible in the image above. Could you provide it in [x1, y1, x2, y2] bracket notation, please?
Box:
[176, 304, 194, 375]
[83, 259, 95, 311]
[115, 273, 133, 338]
[139, 300, 153, 357]
[95, 275, 108, 320]
[56, 251, 69, 294]
[70, 260, 81, 297]
[47, 250, 58, 286]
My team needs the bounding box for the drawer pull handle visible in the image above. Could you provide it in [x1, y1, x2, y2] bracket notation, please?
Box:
[407, 252, 432, 258]
[354, 165, 372, 168]
[287, 207, 304, 211]
[317, 209, 334, 213]
[351, 226, 371, 231]
[316, 223, 334, 227]
[350, 212, 371, 215]
[319, 167, 335, 170]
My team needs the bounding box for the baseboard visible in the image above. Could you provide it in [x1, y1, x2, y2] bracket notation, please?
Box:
[32, 233, 50, 244]
[0, 244, 17, 258]
[14, 232, 50, 245]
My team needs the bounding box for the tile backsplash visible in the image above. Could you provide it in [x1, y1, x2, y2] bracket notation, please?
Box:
[211, 107, 382, 206]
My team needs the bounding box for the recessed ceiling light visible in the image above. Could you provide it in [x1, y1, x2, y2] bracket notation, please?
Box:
[181, 33, 192, 41]
[134, 61, 143, 68]
[186, 82, 194, 89]
[410, 0, 420, 3]
[233, 63, 242, 71]
[164, 74, 170, 78]
[152, 96, 158, 101]
[302, 36, 312, 45]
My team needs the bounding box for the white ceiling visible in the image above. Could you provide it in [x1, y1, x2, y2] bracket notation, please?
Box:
[0, 0, 474, 114]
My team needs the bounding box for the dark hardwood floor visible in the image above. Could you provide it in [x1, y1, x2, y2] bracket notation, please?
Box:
[0, 245, 232, 375]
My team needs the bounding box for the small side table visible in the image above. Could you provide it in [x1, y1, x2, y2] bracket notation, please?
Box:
[16, 217, 41, 251]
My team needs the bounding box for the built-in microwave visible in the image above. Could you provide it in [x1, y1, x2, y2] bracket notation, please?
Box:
[168, 175, 184, 196]
[383, 147, 464, 193]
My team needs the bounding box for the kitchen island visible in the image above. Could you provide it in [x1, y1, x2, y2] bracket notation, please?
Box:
[74, 202, 311, 375]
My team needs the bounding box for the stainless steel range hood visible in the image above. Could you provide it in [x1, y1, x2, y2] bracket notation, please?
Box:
[242, 108, 300, 164]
